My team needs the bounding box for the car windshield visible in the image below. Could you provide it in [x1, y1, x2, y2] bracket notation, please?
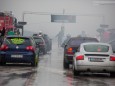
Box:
[4, 37, 32, 46]
[84, 44, 109, 52]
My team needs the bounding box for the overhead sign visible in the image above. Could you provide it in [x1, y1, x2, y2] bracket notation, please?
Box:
[100, 24, 109, 28]
[16, 24, 23, 28]
[18, 21, 27, 25]
[51, 15, 76, 23]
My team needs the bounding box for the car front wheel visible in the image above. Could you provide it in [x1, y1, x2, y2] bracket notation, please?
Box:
[73, 65, 80, 76]
[31, 57, 38, 67]
[63, 58, 69, 69]
[110, 72, 115, 77]
[0, 56, 6, 66]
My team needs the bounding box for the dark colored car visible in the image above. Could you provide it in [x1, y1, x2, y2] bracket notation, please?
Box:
[33, 36, 47, 54]
[41, 34, 52, 52]
[33, 33, 52, 52]
[63, 37, 99, 69]
[0, 36, 39, 66]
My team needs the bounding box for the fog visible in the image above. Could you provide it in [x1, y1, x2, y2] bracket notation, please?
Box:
[0, 0, 115, 38]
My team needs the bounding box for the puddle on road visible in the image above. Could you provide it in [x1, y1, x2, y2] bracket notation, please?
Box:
[0, 65, 38, 86]
[64, 69, 113, 86]
[0, 71, 37, 86]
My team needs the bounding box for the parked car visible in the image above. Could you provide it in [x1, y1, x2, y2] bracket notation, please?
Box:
[63, 37, 99, 69]
[73, 42, 115, 76]
[0, 36, 39, 66]
[42, 34, 52, 52]
[33, 33, 52, 52]
[32, 36, 47, 54]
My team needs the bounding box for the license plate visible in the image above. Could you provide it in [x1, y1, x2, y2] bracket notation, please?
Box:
[11, 55, 23, 58]
[89, 58, 104, 62]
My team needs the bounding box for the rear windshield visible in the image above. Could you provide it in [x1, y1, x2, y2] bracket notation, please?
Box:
[69, 38, 98, 46]
[34, 38, 43, 43]
[69, 39, 84, 46]
[84, 44, 109, 52]
[4, 37, 32, 46]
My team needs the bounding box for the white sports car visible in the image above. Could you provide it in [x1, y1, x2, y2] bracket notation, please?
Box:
[73, 42, 115, 76]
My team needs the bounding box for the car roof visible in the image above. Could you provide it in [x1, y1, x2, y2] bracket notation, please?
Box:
[70, 37, 98, 40]
[6, 35, 31, 38]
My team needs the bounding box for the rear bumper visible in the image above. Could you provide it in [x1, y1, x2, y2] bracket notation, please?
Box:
[0, 52, 35, 63]
[75, 65, 115, 72]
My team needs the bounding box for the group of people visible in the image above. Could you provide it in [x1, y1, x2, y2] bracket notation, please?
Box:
[0, 27, 15, 45]
[0, 27, 6, 45]
[56, 26, 64, 47]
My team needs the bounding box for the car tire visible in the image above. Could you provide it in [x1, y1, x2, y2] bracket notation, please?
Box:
[110, 72, 115, 77]
[0, 57, 6, 66]
[31, 57, 38, 67]
[63, 58, 69, 69]
[31, 61, 36, 67]
[73, 65, 80, 76]
[0, 62, 6, 66]
[43, 49, 47, 55]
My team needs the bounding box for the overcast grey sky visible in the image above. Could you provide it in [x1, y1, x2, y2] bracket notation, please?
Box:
[0, 0, 115, 38]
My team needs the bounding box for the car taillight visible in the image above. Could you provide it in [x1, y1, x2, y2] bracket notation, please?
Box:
[66, 47, 74, 54]
[110, 55, 115, 61]
[76, 55, 84, 60]
[26, 46, 34, 51]
[0, 44, 8, 50]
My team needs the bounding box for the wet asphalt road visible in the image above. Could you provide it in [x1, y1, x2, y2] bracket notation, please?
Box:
[0, 41, 115, 86]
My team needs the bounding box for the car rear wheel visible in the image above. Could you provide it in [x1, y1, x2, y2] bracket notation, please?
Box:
[73, 65, 80, 76]
[63, 59, 69, 69]
[0, 62, 6, 66]
[43, 49, 47, 55]
[110, 72, 115, 77]
[31, 57, 38, 67]
[0, 57, 6, 66]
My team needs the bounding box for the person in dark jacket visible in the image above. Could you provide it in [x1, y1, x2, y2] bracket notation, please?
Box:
[0, 27, 6, 45]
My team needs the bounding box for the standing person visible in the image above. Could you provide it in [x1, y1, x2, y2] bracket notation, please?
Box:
[56, 26, 64, 47]
[0, 27, 6, 45]
[81, 31, 87, 37]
